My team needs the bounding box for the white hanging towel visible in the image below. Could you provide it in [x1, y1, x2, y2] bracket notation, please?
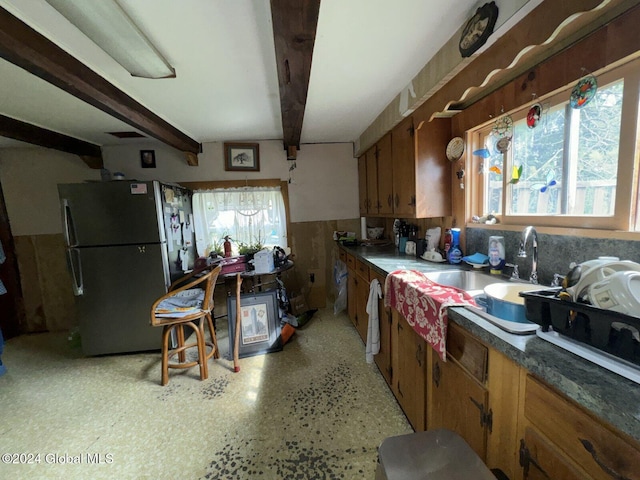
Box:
[0, 240, 6, 295]
[365, 278, 382, 363]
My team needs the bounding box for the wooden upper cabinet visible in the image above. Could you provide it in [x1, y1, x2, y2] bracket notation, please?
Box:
[391, 116, 416, 217]
[357, 153, 367, 216]
[376, 133, 393, 215]
[415, 118, 452, 217]
[365, 145, 378, 215]
[358, 116, 452, 218]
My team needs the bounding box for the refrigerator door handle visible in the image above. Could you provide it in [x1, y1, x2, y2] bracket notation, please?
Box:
[61, 199, 78, 247]
[66, 247, 84, 296]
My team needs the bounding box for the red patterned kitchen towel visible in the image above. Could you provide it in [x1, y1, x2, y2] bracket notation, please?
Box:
[384, 269, 477, 361]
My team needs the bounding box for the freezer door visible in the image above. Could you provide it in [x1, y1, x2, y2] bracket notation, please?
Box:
[75, 244, 168, 355]
[58, 181, 164, 246]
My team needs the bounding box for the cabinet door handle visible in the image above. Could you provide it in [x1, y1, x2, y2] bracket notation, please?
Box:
[519, 439, 550, 478]
[432, 361, 441, 388]
[470, 396, 493, 433]
[580, 439, 631, 480]
[394, 193, 399, 207]
[397, 381, 404, 398]
[415, 343, 423, 368]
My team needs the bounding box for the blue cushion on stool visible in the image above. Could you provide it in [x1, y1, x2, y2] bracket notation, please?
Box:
[155, 288, 205, 318]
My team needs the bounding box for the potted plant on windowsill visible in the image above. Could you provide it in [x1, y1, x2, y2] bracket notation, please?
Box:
[238, 234, 264, 269]
[205, 239, 224, 264]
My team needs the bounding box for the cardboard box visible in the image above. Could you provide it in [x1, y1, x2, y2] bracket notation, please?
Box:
[290, 294, 309, 316]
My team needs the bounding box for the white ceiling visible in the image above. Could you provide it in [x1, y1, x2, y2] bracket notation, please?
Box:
[0, 0, 480, 150]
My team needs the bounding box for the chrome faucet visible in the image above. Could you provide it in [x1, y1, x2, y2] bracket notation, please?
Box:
[518, 226, 539, 284]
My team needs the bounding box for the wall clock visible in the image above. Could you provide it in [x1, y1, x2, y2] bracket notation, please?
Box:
[459, 2, 499, 58]
[446, 137, 465, 161]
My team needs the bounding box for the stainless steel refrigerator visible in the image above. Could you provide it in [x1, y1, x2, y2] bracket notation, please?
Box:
[58, 180, 197, 355]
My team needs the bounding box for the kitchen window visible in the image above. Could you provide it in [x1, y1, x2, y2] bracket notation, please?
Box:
[192, 186, 288, 256]
[471, 57, 640, 231]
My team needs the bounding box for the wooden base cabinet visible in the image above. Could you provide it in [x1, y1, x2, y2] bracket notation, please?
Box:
[371, 271, 392, 386]
[346, 253, 357, 328]
[391, 309, 427, 431]
[428, 322, 522, 479]
[521, 374, 640, 480]
[339, 259, 640, 480]
[354, 261, 370, 343]
[430, 353, 488, 459]
[520, 426, 591, 480]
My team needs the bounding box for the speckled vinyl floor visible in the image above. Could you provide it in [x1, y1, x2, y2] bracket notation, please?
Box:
[0, 308, 412, 480]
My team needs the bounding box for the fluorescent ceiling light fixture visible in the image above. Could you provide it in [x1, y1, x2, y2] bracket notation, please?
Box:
[45, 0, 175, 79]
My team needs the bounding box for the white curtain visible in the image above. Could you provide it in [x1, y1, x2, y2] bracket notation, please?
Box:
[192, 186, 287, 256]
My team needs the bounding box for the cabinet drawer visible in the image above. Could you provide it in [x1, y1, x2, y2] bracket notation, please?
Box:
[521, 426, 590, 480]
[346, 253, 356, 270]
[356, 259, 370, 280]
[446, 322, 488, 384]
[524, 375, 640, 480]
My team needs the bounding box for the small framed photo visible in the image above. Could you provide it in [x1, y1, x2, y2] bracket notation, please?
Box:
[140, 150, 156, 168]
[227, 290, 282, 359]
[224, 142, 260, 172]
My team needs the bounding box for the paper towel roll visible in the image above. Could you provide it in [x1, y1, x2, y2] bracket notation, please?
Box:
[361, 217, 367, 239]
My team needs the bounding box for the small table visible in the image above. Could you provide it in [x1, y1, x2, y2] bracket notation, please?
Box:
[225, 261, 294, 372]
[213, 260, 294, 323]
[220, 260, 294, 293]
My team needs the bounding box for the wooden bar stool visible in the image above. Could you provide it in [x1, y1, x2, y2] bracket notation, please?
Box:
[150, 265, 221, 386]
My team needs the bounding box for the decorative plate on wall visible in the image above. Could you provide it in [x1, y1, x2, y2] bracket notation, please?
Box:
[446, 137, 465, 161]
[459, 2, 499, 58]
[570, 75, 598, 109]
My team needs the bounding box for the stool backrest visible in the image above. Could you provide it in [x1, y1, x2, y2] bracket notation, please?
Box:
[150, 265, 222, 326]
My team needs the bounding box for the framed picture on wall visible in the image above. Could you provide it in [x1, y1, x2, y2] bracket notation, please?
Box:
[227, 289, 281, 359]
[140, 150, 156, 168]
[224, 142, 260, 171]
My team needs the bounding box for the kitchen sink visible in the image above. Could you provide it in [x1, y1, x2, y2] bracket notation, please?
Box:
[424, 269, 540, 334]
[423, 269, 509, 295]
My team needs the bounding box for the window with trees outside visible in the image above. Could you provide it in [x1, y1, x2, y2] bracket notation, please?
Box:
[192, 186, 288, 257]
[471, 57, 640, 231]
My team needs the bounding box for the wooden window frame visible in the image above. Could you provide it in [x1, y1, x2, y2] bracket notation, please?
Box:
[467, 57, 640, 233]
[181, 179, 291, 245]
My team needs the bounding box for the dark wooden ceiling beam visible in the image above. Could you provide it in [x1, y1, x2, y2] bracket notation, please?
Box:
[0, 7, 201, 160]
[0, 114, 103, 168]
[270, 0, 320, 156]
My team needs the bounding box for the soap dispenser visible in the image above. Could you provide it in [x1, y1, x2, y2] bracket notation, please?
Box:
[447, 228, 463, 264]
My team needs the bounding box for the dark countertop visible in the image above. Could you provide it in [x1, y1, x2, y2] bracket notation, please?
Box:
[340, 244, 640, 442]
